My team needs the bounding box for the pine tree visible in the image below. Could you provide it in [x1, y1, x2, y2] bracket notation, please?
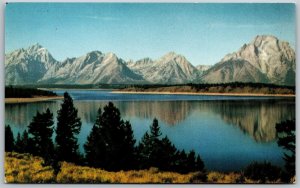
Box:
[150, 118, 162, 138]
[276, 119, 295, 181]
[159, 136, 177, 171]
[84, 108, 106, 167]
[28, 108, 54, 164]
[195, 154, 205, 172]
[176, 149, 188, 173]
[149, 118, 163, 167]
[84, 102, 136, 171]
[137, 118, 206, 173]
[15, 130, 32, 154]
[120, 120, 136, 170]
[137, 131, 151, 169]
[21, 130, 31, 153]
[5, 125, 14, 152]
[56, 92, 82, 163]
[187, 150, 196, 172]
[15, 132, 23, 153]
[138, 119, 172, 169]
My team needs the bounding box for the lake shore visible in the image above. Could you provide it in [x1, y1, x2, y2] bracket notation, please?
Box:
[5, 96, 64, 104]
[111, 91, 295, 97]
[38, 88, 113, 91]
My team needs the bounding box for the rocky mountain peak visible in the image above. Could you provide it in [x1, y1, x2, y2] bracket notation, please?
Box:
[26, 43, 44, 53]
[253, 35, 278, 44]
[202, 35, 295, 85]
[86, 51, 103, 56]
[161, 51, 183, 60]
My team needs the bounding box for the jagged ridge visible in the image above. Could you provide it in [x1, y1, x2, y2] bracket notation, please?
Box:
[5, 35, 295, 85]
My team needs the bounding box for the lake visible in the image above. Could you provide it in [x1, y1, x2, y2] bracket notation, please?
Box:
[5, 90, 295, 171]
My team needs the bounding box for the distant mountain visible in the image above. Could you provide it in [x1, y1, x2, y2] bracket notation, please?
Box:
[5, 35, 296, 86]
[201, 35, 296, 86]
[39, 51, 145, 84]
[196, 65, 212, 76]
[5, 43, 58, 85]
[128, 52, 199, 84]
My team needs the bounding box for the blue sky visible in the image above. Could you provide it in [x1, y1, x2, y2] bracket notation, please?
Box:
[5, 3, 295, 66]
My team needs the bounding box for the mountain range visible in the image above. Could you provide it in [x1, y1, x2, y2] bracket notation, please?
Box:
[5, 35, 296, 86]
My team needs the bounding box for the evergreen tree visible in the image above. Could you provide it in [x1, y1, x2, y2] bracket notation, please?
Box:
[84, 108, 106, 167]
[15, 130, 32, 154]
[138, 119, 205, 173]
[276, 119, 295, 181]
[137, 131, 151, 169]
[5, 125, 14, 152]
[158, 136, 177, 171]
[56, 92, 82, 163]
[175, 149, 188, 173]
[195, 154, 205, 172]
[150, 118, 162, 138]
[138, 119, 175, 170]
[84, 102, 136, 171]
[187, 150, 197, 172]
[120, 120, 136, 169]
[28, 108, 54, 164]
[21, 130, 31, 153]
[148, 118, 163, 167]
[15, 132, 23, 153]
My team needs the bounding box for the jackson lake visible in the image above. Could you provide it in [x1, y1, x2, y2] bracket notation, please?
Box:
[5, 90, 295, 171]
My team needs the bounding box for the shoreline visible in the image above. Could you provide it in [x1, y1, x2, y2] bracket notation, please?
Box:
[111, 91, 295, 97]
[5, 96, 64, 104]
[38, 88, 114, 91]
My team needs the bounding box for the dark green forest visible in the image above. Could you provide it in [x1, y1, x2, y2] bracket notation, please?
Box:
[6, 82, 295, 91]
[5, 86, 57, 98]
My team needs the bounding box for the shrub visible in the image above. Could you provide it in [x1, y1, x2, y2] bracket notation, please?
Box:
[243, 162, 281, 183]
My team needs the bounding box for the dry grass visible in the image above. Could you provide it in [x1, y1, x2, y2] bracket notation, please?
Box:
[57, 162, 204, 183]
[5, 96, 63, 104]
[5, 152, 287, 184]
[5, 152, 55, 183]
[5, 152, 204, 184]
[206, 171, 284, 184]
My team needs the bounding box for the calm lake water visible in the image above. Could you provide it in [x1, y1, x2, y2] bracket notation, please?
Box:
[5, 90, 295, 171]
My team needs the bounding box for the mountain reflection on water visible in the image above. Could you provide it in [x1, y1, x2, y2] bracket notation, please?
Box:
[5, 98, 294, 143]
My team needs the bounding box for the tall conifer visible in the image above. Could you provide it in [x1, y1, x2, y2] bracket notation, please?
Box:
[56, 92, 82, 163]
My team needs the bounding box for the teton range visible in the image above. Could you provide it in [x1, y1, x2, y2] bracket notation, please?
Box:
[5, 35, 295, 86]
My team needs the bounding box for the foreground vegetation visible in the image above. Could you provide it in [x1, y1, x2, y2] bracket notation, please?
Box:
[5, 152, 204, 183]
[6, 152, 294, 184]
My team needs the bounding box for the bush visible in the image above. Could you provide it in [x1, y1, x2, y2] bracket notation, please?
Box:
[243, 162, 281, 183]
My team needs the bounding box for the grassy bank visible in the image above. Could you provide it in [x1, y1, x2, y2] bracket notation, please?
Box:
[5, 152, 288, 184]
[5, 152, 203, 183]
[5, 96, 64, 104]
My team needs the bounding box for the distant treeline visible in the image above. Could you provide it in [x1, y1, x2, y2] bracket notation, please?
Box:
[127, 82, 295, 90]
[6, 82, 295, 93]
[187, 82, 295, 90]
[121, 82, 295, 95]
[5, 86, 57, 98]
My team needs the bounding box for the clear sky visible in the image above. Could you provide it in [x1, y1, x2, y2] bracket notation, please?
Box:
[5, 3, 295, 66]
